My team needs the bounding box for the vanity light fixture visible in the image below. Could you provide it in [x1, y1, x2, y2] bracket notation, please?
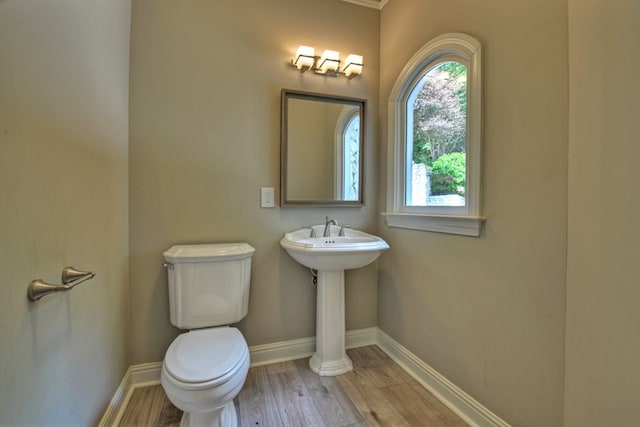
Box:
[292, 45, 316, 71]
[318, 50, 341, 75]
[342, 54, 364, 78]
[291, 45, 363, 78]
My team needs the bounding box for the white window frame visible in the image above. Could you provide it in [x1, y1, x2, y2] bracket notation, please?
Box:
[383, 33, 485, 236]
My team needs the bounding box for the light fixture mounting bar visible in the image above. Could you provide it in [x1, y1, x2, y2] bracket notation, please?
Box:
[290, 45, 363, 78]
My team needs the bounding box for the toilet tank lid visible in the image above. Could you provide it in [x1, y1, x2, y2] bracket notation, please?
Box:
[163, 243, 255, 263]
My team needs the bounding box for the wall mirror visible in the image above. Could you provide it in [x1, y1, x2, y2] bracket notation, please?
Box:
[281, 89, 365, 206]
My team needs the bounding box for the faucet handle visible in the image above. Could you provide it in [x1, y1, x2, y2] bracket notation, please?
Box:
[304, 225, 317, 238]
[338, 225, 351, 236]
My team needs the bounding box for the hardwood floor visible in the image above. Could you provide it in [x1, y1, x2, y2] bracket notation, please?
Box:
[117, 346, 467, 426]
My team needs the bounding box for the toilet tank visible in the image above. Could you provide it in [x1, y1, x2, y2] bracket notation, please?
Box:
[163, 243, 255, 329]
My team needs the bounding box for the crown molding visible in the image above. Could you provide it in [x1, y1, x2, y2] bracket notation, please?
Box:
[340, 0, 389, 10]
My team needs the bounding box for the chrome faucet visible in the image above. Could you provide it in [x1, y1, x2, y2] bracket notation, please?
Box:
[323, 216, 337, 237]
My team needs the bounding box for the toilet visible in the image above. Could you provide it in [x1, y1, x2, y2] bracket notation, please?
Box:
[160, 243, 255, 427]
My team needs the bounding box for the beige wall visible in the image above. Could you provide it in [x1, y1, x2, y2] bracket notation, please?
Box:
[0, 0, 131, 425]
[565, 1, 640, 425]
[378, 1, 568, 426]
[129, 0, 380, 363]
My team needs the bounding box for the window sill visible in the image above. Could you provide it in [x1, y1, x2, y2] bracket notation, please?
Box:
[382, 212, 485, 237]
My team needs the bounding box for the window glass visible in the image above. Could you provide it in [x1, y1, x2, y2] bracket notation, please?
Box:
[406, 61, 467, 207]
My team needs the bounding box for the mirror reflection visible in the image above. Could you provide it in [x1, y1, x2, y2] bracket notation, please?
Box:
[281, 89, 365, 206]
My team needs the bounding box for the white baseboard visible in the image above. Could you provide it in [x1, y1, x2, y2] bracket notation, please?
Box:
[345, 326, 378, 349]
[248, 335, 315, 367]
[376, 329, 510, 427]
[249, 326, 379, 367]
[97, 362, 163, 427]
[100, 327, 508, 427]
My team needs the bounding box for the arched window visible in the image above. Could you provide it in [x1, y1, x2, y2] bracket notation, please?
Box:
[384, 33, 484, 236]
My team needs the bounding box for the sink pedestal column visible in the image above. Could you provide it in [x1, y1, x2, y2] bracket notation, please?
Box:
[309, 270, 353, 376]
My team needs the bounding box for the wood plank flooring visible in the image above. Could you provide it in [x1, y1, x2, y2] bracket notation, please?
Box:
[117, 345, 468, 427]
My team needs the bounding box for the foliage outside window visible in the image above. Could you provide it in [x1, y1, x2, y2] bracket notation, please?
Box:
[407, 61, 467, 207]
[384, 33, 484, 236]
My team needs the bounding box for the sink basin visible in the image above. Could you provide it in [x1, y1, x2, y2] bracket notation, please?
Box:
[280, 225, 389, 271]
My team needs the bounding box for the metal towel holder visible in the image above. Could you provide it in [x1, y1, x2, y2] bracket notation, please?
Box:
[27, 267, 96, 301]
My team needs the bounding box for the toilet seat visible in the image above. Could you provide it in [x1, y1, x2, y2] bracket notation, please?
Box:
[164, 327, 248, 386]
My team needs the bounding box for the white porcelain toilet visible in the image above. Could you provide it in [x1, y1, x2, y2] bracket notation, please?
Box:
[160, 243, 255, 427]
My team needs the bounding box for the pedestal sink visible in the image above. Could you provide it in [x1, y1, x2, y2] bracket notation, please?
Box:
[280, 224, 389, 376]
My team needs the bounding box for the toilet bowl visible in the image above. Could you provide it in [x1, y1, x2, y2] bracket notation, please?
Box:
[160, 243, 255, 427]
[161, 327, 250, 427]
